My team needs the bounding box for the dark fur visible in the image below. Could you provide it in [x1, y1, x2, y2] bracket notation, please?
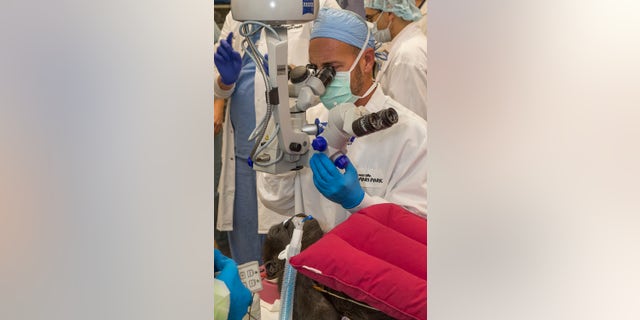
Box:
[262, 214, 394, 320]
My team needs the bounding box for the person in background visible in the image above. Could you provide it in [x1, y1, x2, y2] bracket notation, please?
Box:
[214, 21, 232, 257]
[367, 0, 425, 74]
[336, 0, 366, 18]
[365, 0, 428, 120]
[257, 7, 428, 232]
[213, 0, 341, 265]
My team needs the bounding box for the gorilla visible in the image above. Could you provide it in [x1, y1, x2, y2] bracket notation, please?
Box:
[262, 214, 394, 320]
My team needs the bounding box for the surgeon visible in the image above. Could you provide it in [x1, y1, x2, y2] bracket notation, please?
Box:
[365, 0, 428, 120]
[257, 7, 428, 232]
[214, 249, 252, 320]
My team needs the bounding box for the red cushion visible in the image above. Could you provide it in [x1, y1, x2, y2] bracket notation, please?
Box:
[289, 203, 427, 320]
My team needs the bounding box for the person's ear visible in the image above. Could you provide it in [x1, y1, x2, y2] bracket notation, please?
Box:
[387, 12, 397, 27]
[361, 47, 376, 76]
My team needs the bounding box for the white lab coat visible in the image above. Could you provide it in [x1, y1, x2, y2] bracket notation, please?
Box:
[257, 87, 428, 232]
[215, 1, 341, 232]
[376, 21, 428, 121]
[418, 0, 427, 35]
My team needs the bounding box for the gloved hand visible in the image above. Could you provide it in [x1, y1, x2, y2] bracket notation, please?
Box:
[214, 249, 252, 320]
[214, 32, 242, 86]
[309, 153, 365, 209]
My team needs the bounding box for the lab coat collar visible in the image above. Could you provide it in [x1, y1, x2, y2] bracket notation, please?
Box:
[364, 86, 390, 114]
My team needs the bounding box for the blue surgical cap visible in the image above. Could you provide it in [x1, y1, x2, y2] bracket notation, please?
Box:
[311, 7, 375, 50]
[364, 0, 423, 22]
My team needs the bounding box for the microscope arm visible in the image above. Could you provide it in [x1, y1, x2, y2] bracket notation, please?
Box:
[265, 27, 310, 157]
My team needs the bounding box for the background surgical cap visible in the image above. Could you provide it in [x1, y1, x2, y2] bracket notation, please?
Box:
[364, 0, 422, 22]
[311, 7, 375, 50]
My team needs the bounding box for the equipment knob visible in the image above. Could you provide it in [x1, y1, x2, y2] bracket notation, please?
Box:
[311, 136, 327, 151]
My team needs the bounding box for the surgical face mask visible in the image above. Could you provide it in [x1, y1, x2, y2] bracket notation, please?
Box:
[320, 31, 376, 109]
[319, 69, 358, 109]
[372, 12, 392, 43]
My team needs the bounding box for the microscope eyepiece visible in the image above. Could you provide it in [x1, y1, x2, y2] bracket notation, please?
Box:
[289, 65, 335, 88]
[378, 108, 399, 127]
[315, 66, 336, 88]
[351, 107, 399, 137]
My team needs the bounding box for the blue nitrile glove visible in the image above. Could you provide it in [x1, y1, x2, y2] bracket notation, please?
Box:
[214, 32, 242, 85]
[214, 249, 252, 320]
[309, 153, 365, 209]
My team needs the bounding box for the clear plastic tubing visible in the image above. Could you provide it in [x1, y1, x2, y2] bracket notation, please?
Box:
[279, 216, 312, 320]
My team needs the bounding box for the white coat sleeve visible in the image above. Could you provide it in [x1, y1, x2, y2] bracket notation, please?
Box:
[350, 118, 428, 218]
[386, 54, 428, 121]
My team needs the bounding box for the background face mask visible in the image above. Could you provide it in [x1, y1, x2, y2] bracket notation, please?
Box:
[372, 13, 392, 43]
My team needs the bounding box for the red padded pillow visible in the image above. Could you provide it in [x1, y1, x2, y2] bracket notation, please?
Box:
[289, 203, 427, 320]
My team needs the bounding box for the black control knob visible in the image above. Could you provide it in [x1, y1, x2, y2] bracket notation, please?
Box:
[289, 142, 302, 152]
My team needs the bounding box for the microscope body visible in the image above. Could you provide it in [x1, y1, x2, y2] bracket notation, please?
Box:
[231, 0, 325, 174]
